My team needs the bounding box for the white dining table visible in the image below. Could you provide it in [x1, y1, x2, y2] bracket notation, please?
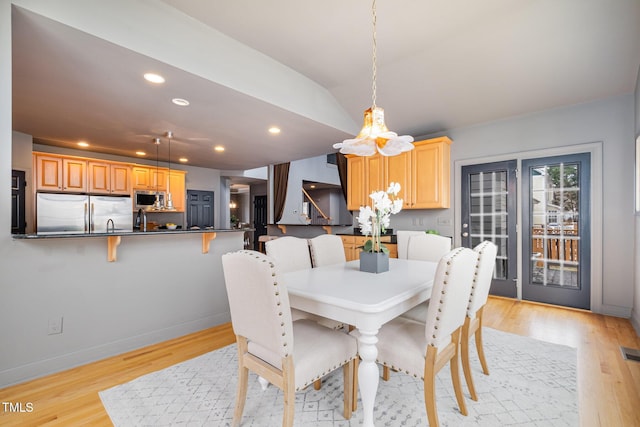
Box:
[281, 258, 438, 427]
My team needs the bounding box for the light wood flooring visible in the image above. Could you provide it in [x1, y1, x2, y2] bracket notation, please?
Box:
[0, 297, 639, 426]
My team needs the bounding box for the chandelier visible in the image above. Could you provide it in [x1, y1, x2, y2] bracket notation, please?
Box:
[333, 0, 414, 157]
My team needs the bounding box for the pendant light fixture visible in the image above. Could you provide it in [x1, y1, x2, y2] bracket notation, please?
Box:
[164, 131, 176, 211]
[151, 138, 164, 210]
[333, 0, 414, 157]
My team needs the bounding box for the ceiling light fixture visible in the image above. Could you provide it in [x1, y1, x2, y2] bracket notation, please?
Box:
[77, 141, 89, 147]
[178, 157, 188, 163]
[333, 0, 414, 157]
[172, 98, 190, 106]
[214, 146, 225, 152]
[143, 73, 165, 84]
[268, 126, 281, 134]
[164, 131, 176, 211]
[136, 151, 146, 156]
[151, 138, 164, 211]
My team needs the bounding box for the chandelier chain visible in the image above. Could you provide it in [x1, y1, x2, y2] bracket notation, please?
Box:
[371, 0, 377, 108]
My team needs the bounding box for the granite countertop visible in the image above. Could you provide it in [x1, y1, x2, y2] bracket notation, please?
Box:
[12, 228, 253, 239]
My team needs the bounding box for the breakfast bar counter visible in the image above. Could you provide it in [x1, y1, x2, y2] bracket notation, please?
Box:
[13, 228, 253, 262]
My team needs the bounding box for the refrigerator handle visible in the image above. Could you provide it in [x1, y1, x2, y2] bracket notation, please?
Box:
[90, 203, 95, 232]
[84, 203, 89, 233]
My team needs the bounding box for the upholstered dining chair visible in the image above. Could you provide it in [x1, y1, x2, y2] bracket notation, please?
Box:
[399, 233, 452, 323]
[368, 247, 478, 427]
[265, 235, 343, 391]
[221, 250, 357, 427]
[396, 230, 424, 259]
[461, 240, 498, 401]
[265, 236, 312, 273]
[308, 234, 347, 267]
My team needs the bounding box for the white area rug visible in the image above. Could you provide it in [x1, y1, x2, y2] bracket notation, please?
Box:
[100, 328, 577, 426]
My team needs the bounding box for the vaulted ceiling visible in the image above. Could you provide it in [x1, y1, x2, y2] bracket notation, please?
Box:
[11, 0, 640, 170]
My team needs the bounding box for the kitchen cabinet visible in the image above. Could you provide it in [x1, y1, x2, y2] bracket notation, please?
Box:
[346, 154, 385, 211]
[340, 235, 397, 261]
[167, 170, 187, 212]
[410, 137, 451, 208]
[88, 161, 131, 195]
[347, 136, 452, 210]
[34, 153, 87, 193]
[132, 166, 167, 192]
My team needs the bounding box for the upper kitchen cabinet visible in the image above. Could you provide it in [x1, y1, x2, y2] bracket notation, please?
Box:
[88, 161, 131, 195]
[132, 166, 167, 192]
[405, 137, 451, 209]
[346, 154, 385, 210]
[346, 136, 452, 210]
[167, 170, 186, 212]
[34, 153, 87, 193]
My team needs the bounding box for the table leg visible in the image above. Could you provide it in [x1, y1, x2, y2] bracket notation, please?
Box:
[357, 328, 379, 427]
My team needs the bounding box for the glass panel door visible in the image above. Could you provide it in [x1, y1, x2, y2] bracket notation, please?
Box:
[522, 153, 590, 309]
[461, 161, 517, 297]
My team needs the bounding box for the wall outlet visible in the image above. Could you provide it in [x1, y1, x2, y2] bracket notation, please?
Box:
[47, 317, 63, 335]
[437, 217, 452, 226]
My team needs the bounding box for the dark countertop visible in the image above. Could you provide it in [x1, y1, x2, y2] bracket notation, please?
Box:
[336, 232, 397, 244]
[12, 228, 253, 239]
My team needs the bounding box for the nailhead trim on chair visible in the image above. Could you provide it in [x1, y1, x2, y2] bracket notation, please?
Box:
[238, 249, 293, 359]
[296, 356, 357, 391]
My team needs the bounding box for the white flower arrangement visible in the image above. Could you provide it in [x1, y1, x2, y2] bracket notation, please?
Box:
[357, 182, 403, 253]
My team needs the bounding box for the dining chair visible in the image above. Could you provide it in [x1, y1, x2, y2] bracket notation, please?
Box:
[369, 247, 478, 427]
[308, 234, 347, 267]
[221, 250, 357, 427]
[265, 236, 312, 273]
[265, 235, 343, 391]
[461, 240, 498, 401]
[396, 230, 424, 259]
[398, 233, 452, 323]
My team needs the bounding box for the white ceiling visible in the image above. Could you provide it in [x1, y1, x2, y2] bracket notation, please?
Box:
[11, 0, 640, 170]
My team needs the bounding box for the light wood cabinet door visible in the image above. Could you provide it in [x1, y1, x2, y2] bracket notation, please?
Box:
[132, 166, 167, 191]
[110, 164, 131, 195]
[88, 161, 110, 193]
[34, 153, 86, 192]
[34, 154, 63, 191]
[167, 170, 186, 212]
[411, 138, 451, 209]
[151, 168, 167, 192]
[385, 151, 412, 208]
[347, 156, 366, 210]
[90, 162, 131, 195]
[347, 154, 387, 210]
[62, 158, 87, 192]
[132, 167, 151, 189]
[365, 154, 385, 196]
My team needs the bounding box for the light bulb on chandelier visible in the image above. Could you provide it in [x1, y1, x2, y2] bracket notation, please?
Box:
[333, 0, 414, 157]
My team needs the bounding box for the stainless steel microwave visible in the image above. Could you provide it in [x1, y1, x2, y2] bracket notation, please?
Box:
[134, 190, 165, 210]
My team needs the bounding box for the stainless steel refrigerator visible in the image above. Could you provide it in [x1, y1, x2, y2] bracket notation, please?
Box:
[36, 193, 133, 234]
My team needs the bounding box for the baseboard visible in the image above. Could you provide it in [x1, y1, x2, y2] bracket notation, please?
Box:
[0, 312, 231, 388]
[631, 311, 640, 337]
[600, 304, 633, 318]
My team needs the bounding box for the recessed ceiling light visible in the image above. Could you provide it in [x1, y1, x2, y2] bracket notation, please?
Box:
[77, 141, 89, 147]
[214, 146, 225, 152]
[172, 98, 190, 106]
[143, 73, 165, 84]
[268, 126, 281, 134]
[136, 151, 146, 156]
[178, 157, 188, 163]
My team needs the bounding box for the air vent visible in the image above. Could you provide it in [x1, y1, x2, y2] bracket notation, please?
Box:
[327, 153, 337, 165]
[620, 346, 640, 362]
